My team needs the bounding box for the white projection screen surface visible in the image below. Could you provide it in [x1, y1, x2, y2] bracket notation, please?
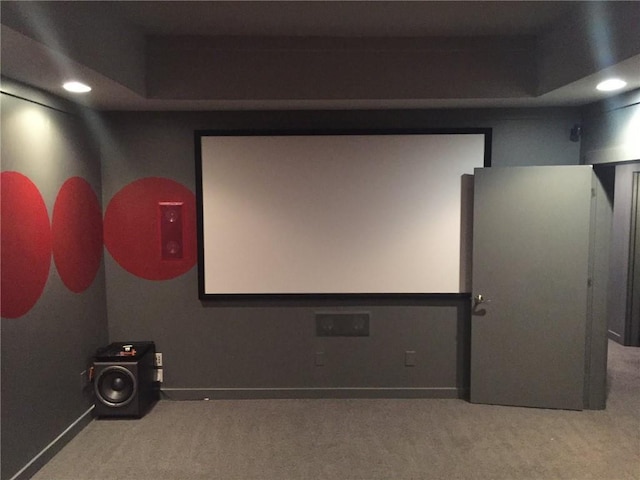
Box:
[197, 131, 489, 296]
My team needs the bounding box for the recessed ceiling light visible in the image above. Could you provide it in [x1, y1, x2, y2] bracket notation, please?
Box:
[63, 81, 92, 93]
[596, 78, 627, 92]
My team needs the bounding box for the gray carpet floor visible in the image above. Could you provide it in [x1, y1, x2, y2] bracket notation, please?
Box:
[33, 340, 639, 480]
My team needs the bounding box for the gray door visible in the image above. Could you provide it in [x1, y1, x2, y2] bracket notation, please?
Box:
[470, 166, 593, 410]
[628, 172, 640, 345]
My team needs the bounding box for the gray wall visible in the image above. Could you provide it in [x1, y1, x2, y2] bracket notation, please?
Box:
[582, 88, 640, 344]
[582, 89, 640, 165]
[1, 90, 590, 478]
[0, 81, 108, 480]
[100, 108, 581, 399]
[604, 162, 640, 343]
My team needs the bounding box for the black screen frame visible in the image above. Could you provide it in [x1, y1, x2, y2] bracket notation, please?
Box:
[195, 127, 492, 301]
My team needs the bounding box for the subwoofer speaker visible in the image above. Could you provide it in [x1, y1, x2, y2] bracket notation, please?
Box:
[93, 341, 157, 418]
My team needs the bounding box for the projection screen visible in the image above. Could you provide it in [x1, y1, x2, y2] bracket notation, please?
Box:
[196, 130, 490, 297]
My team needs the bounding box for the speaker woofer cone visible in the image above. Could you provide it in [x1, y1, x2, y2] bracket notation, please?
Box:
[95, 365, 137, 407]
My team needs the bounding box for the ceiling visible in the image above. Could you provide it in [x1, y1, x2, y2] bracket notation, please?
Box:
[1, 1, 639, 111]
[114, 1, 572, 37]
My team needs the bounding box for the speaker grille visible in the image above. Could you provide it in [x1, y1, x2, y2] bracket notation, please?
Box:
[95, 366, 137, 407]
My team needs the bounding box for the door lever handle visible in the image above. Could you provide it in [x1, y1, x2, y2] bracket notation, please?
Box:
[473, 294, 490, 306]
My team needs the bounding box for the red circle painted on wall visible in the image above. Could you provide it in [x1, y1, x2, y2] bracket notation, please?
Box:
[52, 177, 104, 293]
[1, 171, 52, 318]
[103, 177, 197, 280]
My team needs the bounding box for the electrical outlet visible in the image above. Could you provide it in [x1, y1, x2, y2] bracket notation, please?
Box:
[405, 350, 416, 367]
[315, 351, 326, 366]
[154, 352, 163, 367]
[155, 368, 163, 383]
[79, 370, 87, 391]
